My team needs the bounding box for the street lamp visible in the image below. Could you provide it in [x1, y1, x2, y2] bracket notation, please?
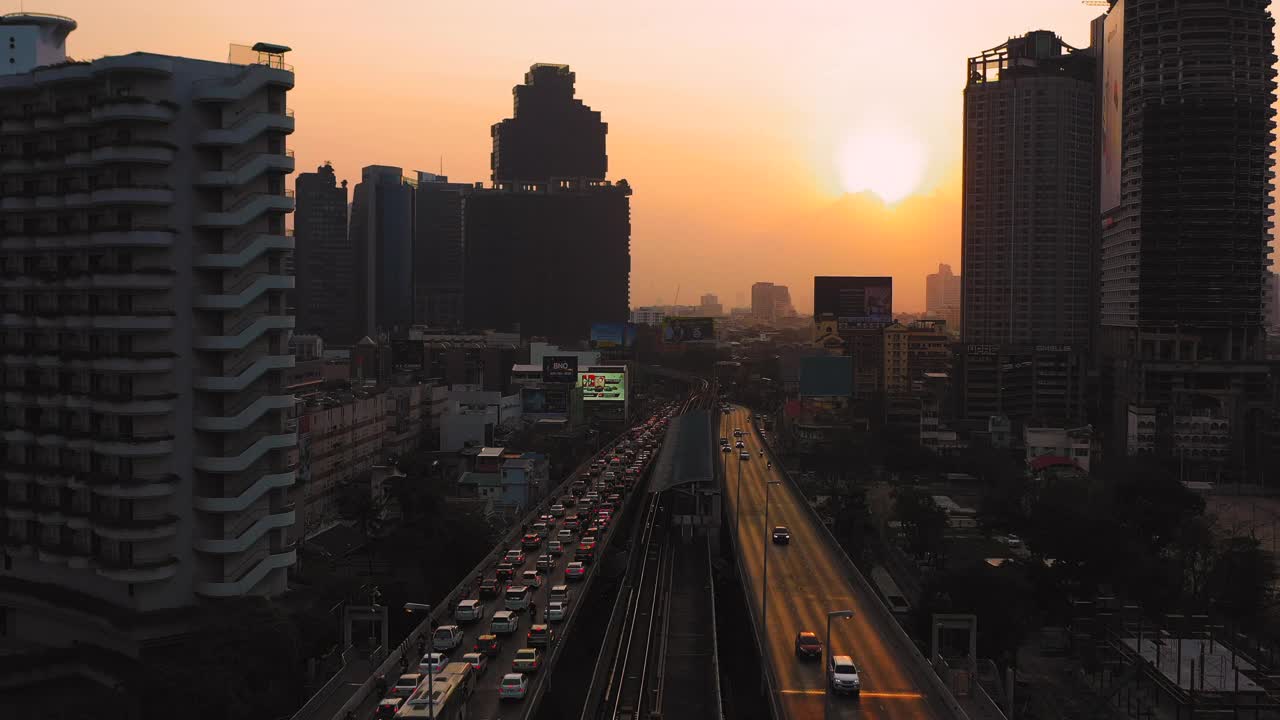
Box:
[825, 609, 855, 720]
[403, 602, 435, 720]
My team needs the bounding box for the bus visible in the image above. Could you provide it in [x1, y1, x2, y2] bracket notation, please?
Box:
[870, 566, 911, 617]
[396, 662, 474, 720]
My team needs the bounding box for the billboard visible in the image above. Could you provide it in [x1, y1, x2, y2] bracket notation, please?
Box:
[541, 355, 579, 383]
[578, 370, 626, 402]
[1100, 3, 1124, 212]
[813, 276, 893, 325]
[590, 322, 636, 349]
[662, 317, 715, 343]
[522, 386, 568, 414]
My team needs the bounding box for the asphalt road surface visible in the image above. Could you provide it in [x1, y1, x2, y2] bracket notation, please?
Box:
[720, 406, 946, 720]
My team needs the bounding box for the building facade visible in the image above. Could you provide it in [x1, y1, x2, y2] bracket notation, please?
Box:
[294, 163, 353, 342]
[962, 31, 1097, 349]
[0, 16, 297, 658]
[491, 64, 607, 184]
[925, 263, 962, 335]
[413, 172, 472, 329]
[349, 165, 414, 338]
[883, 320, 951, 398]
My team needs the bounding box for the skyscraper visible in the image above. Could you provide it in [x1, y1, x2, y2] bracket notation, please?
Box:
[751, 282, 776, 323]
[0, 15, 297, 656]
[1097, 0, 1278, 475]
[925, 263, 962, 334]
[413, 172, 473, 329]
[961, 31, 1097, 349]
[349, 165, 414, 337]
[294, 163, 355, 342]
[772, 285, 795, 320]
[491, 63, 608, 183]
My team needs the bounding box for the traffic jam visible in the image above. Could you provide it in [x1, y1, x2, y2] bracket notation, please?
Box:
[374, 402, 681, 718]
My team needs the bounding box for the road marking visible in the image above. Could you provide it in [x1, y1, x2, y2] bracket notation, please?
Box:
[780, 689, 826, 695]
[779, 689, 924, 700]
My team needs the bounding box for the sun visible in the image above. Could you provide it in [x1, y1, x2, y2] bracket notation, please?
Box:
[837, 128, 927, 205]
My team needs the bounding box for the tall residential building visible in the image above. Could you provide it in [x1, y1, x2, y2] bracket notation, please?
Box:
[491, 64, 608, 183]
[464, 179, 631, 341]
[294, 163, 354, 342]
[349, 165, 414, 337]
[751, 282, 776, 323]
[1267, 271, 1280, 331]
[413, 172, 472, 329]
[0, 15, 297, 659]
[925, 263, 962, 334]
[883, 320, 951, 397]
[962, 30, 1097, 349]
[1097, 0, 1279, 477]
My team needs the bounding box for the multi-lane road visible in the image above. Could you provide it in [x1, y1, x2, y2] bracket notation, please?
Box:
[720, 405, 948, 720]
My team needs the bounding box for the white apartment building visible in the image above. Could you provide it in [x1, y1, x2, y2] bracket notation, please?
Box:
[0, 14, 296, 656]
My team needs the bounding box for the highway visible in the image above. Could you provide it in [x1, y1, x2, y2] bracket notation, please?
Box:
[720, 405, 948, 720]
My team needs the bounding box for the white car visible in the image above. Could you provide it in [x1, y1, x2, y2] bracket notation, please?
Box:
[521, 570, 543, 589]
[455, 599, 485, 623]
[499, 672, 529, 700]
[432, 625, 464, 651]
[547, 600, 568, 622]
[564, 562, 586, 581]
[548, 540, 564, 556]
[550, 504, 565, 517]
[463, 651, 488, 675]
[739, 451, 750, 460]
[557, 529, 574, 543]
[828, 655, 862, 696]
[390, 673, 422, 698]
[418, 652, 446, 675]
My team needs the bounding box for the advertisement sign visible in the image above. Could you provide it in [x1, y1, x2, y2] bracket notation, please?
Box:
[1100, 3, 1124, 212]
[590, 322, 636, 349]
[522, 386, 568, 414]
[541, 355, 579, 383]
[578, 370, 626, 402]
[813, 276, 893, 325]
[662, 317, 715, 343]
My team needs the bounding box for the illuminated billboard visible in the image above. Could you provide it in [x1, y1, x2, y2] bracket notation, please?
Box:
[1100, 3, 1124, 212]
[662, 317, 715, 343]
[578, 370, 626, 402]
[541, 355, 578, 383]
[590, 322, 636, 349]
[813, 276, 893, 325]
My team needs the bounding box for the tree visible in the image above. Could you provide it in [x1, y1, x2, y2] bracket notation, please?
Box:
[1208, 536, 1276, 624]
[894, 487, 948, 562]
[917, 561, 1036, 665]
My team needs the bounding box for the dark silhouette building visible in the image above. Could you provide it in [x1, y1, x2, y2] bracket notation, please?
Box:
[491, 63, 608, 183]
[1096, 0, 1279, 479]
[413, 172, 474, 328]
[962, 30, 1097, 350]
[349, 165, 415, 337]
[464, 180, 631, 341]
[294, 163, 355, 342]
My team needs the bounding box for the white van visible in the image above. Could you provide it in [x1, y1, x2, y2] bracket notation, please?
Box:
[454, 599, 486, 623]
[504, 584, 531, 611]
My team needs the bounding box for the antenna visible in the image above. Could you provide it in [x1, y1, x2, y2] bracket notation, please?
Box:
[439, 155, 443, 176]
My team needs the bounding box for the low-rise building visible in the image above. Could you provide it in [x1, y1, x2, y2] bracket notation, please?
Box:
[1024, 425, 1094, 474]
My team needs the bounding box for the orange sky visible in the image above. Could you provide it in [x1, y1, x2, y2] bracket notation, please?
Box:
[38, 0, 1278, 312]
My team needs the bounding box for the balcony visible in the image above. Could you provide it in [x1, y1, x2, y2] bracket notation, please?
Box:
[193, 233, 294, 268]
[194, 548, 295, 597]
[90, 395, 175, 415]
[195, 150, 294, 187]
[92, 435, 174, 457]
[93, 513, 179, 542]
[195, 191, 294, 227]
[192, 65, 294, 103]
[89, 185, 175, 206]
[96, 555, 179, 583]
[89, 476, 178, 500]
[194, 394, 294, 431]
[90, 144, 175, 165]
[1, 195, 35, 212]
[193, 470, 295, 512]
[194, 274, 294, 309]
[195, 109, 295, 146]
[90, 99, 176, 124]
[194, 508, 296, 553]
[195, 353, 294, 391]
[88, 228, 176, 247]
[194, 431, 296, 473]
[193, 314, 294, 351]
[90, 53, 174, 76]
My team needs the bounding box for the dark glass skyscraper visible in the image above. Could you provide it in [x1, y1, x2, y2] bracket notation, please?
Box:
[413, 172, 473, 328]
[294, 163, 354, 342]
[349, 165, 415, 337]
[491, 63, 608, 183]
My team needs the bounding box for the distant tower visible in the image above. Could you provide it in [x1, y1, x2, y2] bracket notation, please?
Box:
[491, 64, 608, 183]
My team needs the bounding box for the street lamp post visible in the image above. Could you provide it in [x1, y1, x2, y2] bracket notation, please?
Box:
[404, 602, 434, 720]
[825, 610, 855, 720]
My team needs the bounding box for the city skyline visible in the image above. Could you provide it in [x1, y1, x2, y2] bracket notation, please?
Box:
[32, 0, 1191, 313]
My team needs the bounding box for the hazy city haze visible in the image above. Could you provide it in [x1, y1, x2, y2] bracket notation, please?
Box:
[37, 0, 1270, 312]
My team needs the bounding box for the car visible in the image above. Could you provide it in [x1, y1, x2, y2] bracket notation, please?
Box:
[578, 538, 597, 552]
[828, 655, 862, 696]
[495, 562, 515, 582]
[723, 408, 731, 414]
[733, 429, 743, 437]
[565, 562, 587, 581]
[562, 495, 577, 508]
[455, 599, 486, 623]
[585, 524, 601, 537]
[527, 623, 554, 647]
[574, 547, 595, 564]
[557, 529, 574, 543]
[719, 437, 729, 446]
[532, 522, 551, 538]
[722, 445, 732, 453]
[564, 518, 580, 532]
[504, 550, 526, 565]
[521, 533, 541, 550]
[547, 540, 564, 556]
[547, 600, 568, 622]
[550, 504, 565, 517]
[536, 554, 554, 572]
[463, 651, 489, 675]
[419, 652, 446, 675]
[474, 634, 501, 657]
[795, 631, 823, 659]
[499, 672, 530, 700]
[512, 647, 542, 673]
[432, 625, 464, 651]
[735, 440, 745, 449]
[491, 610, 519, 634]
[521, 570, 543, 589]
[390, 673, 423, 698]
[772, 526, 792, 545]
[739, 451, 750, 460]
[505, 584, 532, 611]
[374, 697, 404, 719]
[548, 584, 569, 603]
[479, 578, 500, 600]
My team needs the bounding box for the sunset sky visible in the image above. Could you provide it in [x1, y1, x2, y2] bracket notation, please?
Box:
[39, 0, 1277, 312]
